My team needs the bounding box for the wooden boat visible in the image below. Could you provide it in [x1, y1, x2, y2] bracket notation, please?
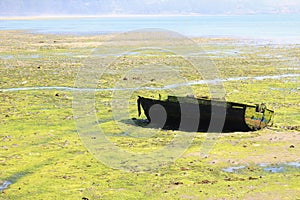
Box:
[137, 95, 274, 132]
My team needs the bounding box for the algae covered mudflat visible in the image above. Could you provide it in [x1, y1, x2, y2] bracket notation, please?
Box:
[0, 31, 299, 199]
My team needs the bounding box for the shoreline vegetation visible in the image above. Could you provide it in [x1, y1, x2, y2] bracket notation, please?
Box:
[0, 30, 299, 199]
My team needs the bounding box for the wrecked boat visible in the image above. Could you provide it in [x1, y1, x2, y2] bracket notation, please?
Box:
[137, 95, 274, 132]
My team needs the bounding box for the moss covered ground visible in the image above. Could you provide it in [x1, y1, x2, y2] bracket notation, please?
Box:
[0, 31, 299, 199]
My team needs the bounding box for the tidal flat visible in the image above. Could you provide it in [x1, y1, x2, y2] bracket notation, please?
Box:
[0, 30, 299, 199]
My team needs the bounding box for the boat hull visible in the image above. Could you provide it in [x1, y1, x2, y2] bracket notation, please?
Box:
[137, 96, 274, 132]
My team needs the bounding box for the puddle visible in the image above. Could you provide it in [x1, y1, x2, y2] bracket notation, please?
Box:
[263, 166, 284, 173]
[286, 162, 300, 167]
[29, 54, 40, 59]
[270, 87, 299, 92]
[224, 162, 300, 174]
[279, 67, 300, 71]
[189, 51, 244, 58]
[222, 166, 246, 173]
[259, 163, 286, 173]
[259, 162, 300, 173]
[0, 54, 41, 59]
[0, 55, 14, 59]
[55, 52, 74, 56]
[0, 180, 12, 191]
[258, 163, 268, 167]
[19, 54, 41, 59]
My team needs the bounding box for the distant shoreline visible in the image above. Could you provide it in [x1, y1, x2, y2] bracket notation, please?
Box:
[0, 14, 213, 20]
[1, 15, 299, 44]
[0, 13, 294, 20]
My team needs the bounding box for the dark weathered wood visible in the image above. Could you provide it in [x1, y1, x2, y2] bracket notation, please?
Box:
[137, 95, 274, 132]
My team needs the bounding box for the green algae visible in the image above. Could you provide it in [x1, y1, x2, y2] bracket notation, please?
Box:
[0, 31, 299, 199]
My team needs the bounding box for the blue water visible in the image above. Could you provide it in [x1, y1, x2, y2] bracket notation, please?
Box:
[222, 162, 300, 174]
[222, 165, 246, 173]
[0, 181, 12, 192]
[1, 15, 300, 43]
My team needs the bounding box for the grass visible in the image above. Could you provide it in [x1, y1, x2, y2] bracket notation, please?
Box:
[0, 30, 299, 199]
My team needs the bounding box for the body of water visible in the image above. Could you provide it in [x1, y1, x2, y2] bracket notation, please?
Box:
[1, 14, 300, 43]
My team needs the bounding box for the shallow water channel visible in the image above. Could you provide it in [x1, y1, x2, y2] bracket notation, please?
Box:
[222, 162, 300, 174]
[1, 74, 299, 92]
